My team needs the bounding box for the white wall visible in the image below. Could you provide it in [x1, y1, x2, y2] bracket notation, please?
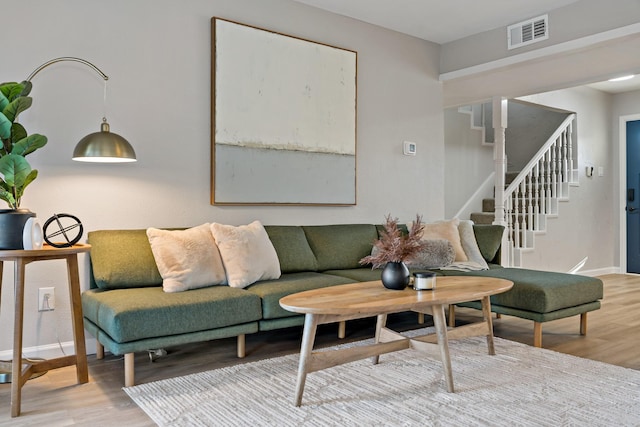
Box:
[443, 108, 494, 218]
[1, 0, 443, 356]
[518, 87, 614, 272]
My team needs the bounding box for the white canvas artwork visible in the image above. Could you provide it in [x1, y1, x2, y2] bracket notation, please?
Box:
[212, 18, 357, 205]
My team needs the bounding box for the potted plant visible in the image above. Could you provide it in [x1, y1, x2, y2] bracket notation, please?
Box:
[0, 80, 47, 249]
[360, 214, 427, 290]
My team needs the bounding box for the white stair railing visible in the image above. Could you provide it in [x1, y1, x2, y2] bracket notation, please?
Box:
[499, 114, 576, 266]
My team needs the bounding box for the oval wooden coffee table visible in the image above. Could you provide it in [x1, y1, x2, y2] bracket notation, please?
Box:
[280, 276, 513, 406]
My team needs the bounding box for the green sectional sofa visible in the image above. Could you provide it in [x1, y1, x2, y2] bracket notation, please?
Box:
[82, 223, 603, 386]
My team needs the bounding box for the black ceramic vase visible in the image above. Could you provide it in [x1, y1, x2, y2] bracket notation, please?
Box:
[381, 261, 410, 290]
[0, 209, 35, 250]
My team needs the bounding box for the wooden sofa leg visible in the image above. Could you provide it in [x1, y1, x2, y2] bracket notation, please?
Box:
[124, 353, 135, 387]
[496, 313, 502, 319]
[96, 342, 104, 360]
[418, 313, 425, 324]
[533, 322, 543, 347]
[338, 321, 346, 339]
[237, 334, 246, 358]
[448, 305, 455, 327]
[580, 312, 588, 335]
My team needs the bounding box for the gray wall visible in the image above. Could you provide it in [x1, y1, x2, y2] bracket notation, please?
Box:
[505, 101, 571, 171]
[1, 0, 443, 357]
[444, 108, 494, 218]
[440, 0, 640, 73]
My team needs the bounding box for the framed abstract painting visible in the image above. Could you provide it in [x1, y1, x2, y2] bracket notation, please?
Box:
[211, 18, 357, 205]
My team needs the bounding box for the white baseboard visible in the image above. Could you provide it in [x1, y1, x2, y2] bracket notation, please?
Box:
[579, 266, 620, 277]
[0, 337, 97, 360]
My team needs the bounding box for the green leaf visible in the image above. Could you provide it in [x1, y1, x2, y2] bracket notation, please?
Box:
[0, 112, 10, 140]
[0, 153, 31, 188]
[12, 134, 47, 156]
[10, 123, 27, 145]
[0, 82, 18, 98]
[3, 97, 32, 122]
[0, 188, 16, 210]
[0, 91, 8, 111]
[15, 169, 37, 201]
[19, 81, 32, 97]
[0, 82, 26, 102]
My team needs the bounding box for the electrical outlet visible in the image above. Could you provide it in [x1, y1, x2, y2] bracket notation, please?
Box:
[38, 287, 55, 311]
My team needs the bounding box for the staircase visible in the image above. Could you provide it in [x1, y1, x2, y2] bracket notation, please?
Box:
[467, 112, 578, 267]
[470, 172, 520, 225]
[458, 103, 494, 145]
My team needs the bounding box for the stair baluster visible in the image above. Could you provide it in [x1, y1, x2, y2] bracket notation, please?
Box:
[533, 163, 540, 231]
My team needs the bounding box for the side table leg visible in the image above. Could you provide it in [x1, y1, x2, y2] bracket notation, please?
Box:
[294, 313, 318, 407]
[481, 296, 496, 355]
[66, 255, 89, 384]
[432, 304, 454, 393]
[11, 260, 26, 417]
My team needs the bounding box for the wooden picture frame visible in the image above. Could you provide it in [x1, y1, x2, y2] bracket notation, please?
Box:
[211, 18, 357, 205]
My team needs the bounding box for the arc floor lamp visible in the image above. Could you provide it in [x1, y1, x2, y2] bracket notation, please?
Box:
[26, 56, 136, 163]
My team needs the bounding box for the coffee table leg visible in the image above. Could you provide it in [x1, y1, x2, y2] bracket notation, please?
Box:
[481, 296, 496, 355]
[371, 314, 387, 365]
[432, 304, 454, 393]
[294, 313, 319, 407]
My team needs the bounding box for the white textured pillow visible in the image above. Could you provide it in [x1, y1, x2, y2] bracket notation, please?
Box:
[210, 221, 281, 288]
[420, 218, 468, 262]
[458, 220, 489, 270]
[146, 224, 227, 293]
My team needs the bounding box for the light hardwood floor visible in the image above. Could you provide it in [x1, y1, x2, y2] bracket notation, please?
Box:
[0, 273, 638, 426]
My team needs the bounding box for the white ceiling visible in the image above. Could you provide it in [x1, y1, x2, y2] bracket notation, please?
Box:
[292, 0, 580, 44]
[292, 0, 640, 95]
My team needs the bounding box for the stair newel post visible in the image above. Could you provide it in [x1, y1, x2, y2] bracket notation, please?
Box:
[492, 97, 509, 265]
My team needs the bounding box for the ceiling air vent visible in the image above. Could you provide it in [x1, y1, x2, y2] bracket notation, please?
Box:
[507, 14, 549, 50]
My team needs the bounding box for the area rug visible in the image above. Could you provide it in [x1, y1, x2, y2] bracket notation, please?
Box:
[125, 328, 640, 426]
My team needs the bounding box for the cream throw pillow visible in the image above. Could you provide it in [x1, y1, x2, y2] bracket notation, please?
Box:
[210, 221, 281, 289]
[421, 218, 468, 262]
[458, 220, 489, 269]
[146, 224, 227, 293]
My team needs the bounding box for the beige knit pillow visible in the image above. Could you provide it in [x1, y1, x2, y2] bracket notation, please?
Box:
[146, 224, 227, 293]
[420, 218, 468, 262]
[210, 221, 281, 289]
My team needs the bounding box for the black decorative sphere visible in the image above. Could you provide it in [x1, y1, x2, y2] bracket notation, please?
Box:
[381, 261, 410, 290]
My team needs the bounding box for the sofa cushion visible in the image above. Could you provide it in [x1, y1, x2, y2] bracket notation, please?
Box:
[211, 221, 281, 289]
[302, 224, 378, 271]
[264, 226, 318, 273]
[147, 224, 227, 292]
[421, 219, 467, 262]
[472, 224, 504, 264]
[246, 272, 355, 319]
[458, 220, 489, 269]
[451, 268, 604, 314]
[82, 285, 262, 343]
[405, 239, 456, 269]
[88, 229, 162, 290]
[323, 268, 383, 283]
